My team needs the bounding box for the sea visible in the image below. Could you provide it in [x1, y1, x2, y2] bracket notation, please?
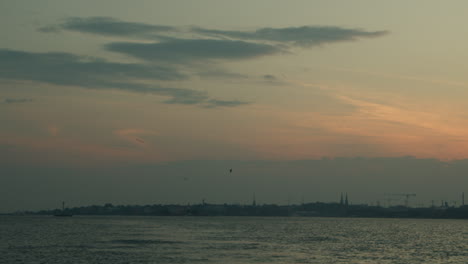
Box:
[1, 216, 467, 264]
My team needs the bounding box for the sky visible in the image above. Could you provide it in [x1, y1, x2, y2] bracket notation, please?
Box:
[2, 1, 468, 212]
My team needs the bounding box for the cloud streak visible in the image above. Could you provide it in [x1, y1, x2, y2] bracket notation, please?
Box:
[0, 49, 247, 107]
[42, 17, 388, 48]
[113, 128, 157, 147]
[3, 98, 33, 104]
[41, 17, 388, 64]
[39, 17, 174, 38]
[192, 26, 389, 47]
[105, 39, 282, 63]
[0, 49, 185, 83]
[31, 17, 388, 108]
[204, 99, 250, 108]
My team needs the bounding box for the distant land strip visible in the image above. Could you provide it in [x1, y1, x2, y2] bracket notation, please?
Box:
[11, 202, 468, 219]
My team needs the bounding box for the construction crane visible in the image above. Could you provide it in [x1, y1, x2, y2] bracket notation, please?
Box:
[384, 193, 416, 207]
[384, 197, 400, 208]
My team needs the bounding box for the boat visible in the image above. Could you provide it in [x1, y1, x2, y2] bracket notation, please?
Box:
[54, 201, 73, 217]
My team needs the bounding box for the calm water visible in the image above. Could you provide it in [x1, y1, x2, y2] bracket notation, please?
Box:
[1, 216, 467, 264]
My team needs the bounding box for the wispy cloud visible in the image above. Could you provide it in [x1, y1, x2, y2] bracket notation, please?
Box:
[306, 94, 468, 160]
[3, 98, 33, 104]
[39, 17, 174, 38]
[197, 69, 249, 80]
[192, 26, 389, 47]
[263, 74, 277, 81]
[41, 17, 388, 63]
[330, 67, 468, 89]
[105, 39, 282, 63]
[41, 17, 388, 48]
[0, 49, 185, 83]
[31, 17, 388, 108]
[0, 49, 246, 107]
[113, 128, 158, 147]
[204, 99, 250, 108]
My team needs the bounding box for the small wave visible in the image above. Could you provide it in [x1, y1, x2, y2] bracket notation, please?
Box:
[110, 239, 183, 245]
[202, 242, 260, 251]
[300, 236, 339, 242]
[8, 244, 97, 250]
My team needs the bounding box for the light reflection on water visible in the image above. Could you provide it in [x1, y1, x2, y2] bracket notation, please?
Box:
[1, 216, 467, 263]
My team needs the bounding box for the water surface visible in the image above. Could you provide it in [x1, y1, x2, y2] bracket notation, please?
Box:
[1, 216, 467, 263]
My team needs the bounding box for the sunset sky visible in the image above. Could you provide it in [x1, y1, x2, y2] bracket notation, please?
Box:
[2, 1, 468, 211]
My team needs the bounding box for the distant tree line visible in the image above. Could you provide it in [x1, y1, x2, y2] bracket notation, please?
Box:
[20, 202, 468, 219]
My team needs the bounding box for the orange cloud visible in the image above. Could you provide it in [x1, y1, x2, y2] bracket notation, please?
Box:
[278, 78, 468, 160]
[47, 125, 59, 137]
[311, 95, 468, 160]
[227, 90, 468, 161]
[113, 128, 158, 147]
[331, 67, 468, 89]
[0, 132, 166, 167]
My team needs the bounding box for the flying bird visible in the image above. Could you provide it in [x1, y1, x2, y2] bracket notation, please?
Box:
[229, 168, 232, 173]
[136, 138, 145, 143]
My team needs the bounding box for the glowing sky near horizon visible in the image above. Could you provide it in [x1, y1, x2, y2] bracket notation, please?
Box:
[2, 0, 468, 166]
